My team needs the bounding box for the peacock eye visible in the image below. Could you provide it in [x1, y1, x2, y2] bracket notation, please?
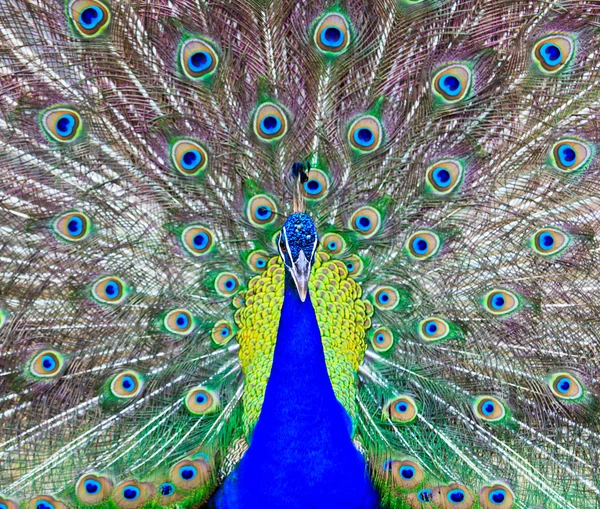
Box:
[41, 106, 83, 142]
[69, 0, 111, 38]
[279, 238, 287, 254]
[180, 37, 219, 80]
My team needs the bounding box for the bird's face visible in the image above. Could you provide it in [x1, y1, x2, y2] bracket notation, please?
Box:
[278, 213, 318, 302]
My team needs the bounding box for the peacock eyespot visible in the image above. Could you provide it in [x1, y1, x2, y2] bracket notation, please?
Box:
[550, 139, 592, 173]
[418, 317, 450, 342]
[479, 483, 515, 509]
[30, 497, 61, 509]
[344, 254, 364, 277]
[181, 225, 215, 256]
[371, 326, 393, 352]
[302, 169, 330, 200]
[68, 0, 111, 37]
[549, 372, 583, 400]
[474, 396, 506, 422]
[432, 64, 472, 102]
[211, 320, 235, 345]
[171, 139, 209, 176]
[447, 488, 466, 504]
[185, 387, 218, 414]
[314, 12, 351, 54]
[533, 34, 575, 73]
[348, 115, 383, 153]
[407, 230, 441, 260]
[41, 107, 82, 142]
[321, 233, 346, 256]
[30, 350, 64, 378]
[76, 474, 113, 504]
[53, 211, 92, 242]
[164, 309, 195, 336]
[349, 206, 381, 237]
[384, 458, 424, 489]
[215, 272, 240, 297]
[253, 102, 288, 142]
[110, 371, 143, 399]
[247, 250, 270, 272]
[158, 483, 175, 497]
[418, 489, 433, 502]
[426, 159, 463, 195]
[91, 276, 129, 305]
[483, 289, 520, 316]
[247, 194, 278, 227]
[386, 395, 418, 423]
[122, 487, 139, 500]
[531, 227, 570, 257]
[372, 286, 399, 311]
[170, 459, 210, 490]
[180, 38, 219, 80]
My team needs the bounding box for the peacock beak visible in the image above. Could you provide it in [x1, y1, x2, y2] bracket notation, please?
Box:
[290, 249, 311, 302]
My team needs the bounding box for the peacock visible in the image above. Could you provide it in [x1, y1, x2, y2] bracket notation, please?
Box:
[1, 0, 600, 507]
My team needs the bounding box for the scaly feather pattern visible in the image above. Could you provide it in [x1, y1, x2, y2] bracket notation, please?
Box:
[1, 0, 600, 508]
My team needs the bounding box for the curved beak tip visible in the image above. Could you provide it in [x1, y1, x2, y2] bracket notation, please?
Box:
[290, 249, 311, 303]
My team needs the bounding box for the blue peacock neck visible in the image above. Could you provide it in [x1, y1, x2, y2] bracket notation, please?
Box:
[225, 274, 379, 508]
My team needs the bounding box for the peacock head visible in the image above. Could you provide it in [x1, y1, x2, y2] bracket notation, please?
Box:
[277, 213, 318, 302]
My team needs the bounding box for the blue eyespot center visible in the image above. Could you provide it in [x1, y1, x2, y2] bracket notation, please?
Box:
[432, 167, 451, 187]
[221, 327, 229, 337]
[260, 115, 281, 135]
[412, 237, 429, 255]
[541, 43, 562, 65]
[193, 232, 208, 249]
[123, 487, 140, 500]
[176, 313, 189, 329]
[489, 489, 506, 504]
[195, 393, 207, 404]
[558, 145, 576, 166]
[418, 489, 433, 502]
[354, 128, 374, 146]
[491, 293, 505, 310]
[539, 232, 555, 249]
[68, 217, 84, 234]
[121, 375, 135, 391]
[189, 51, 212, 72]
[79, 6, 103, 29]
[182, 150, 201, 170]
[159, 483, 174, 496]
[400, 466, 415, 479]
[105, 281, 118, 297]
[84, 480, 101, 494]
[557, 377, 571, 393]
[36, 503, 54, 509]
[180, 465, 197, 480]
[356, 215, 371, 231]
[378, 292, 390, 304]
[346, 263, 354, 271]
[256, 206, 272, 220]
[448, 489, 465, 503]
[426, 321, 438, 335]
[328, 241, 337, 250]
[439, 74, 462, 97]
[225, 278, 236, 290]
[395, 402, 408, 413]
[321, 26, 344, 47]
[482, 401, 495, 415]
[256, 258, 266, 267]
[41, 355, 56, 371]
[304, 179, 322, 195]
[56, 115, 75, 136]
